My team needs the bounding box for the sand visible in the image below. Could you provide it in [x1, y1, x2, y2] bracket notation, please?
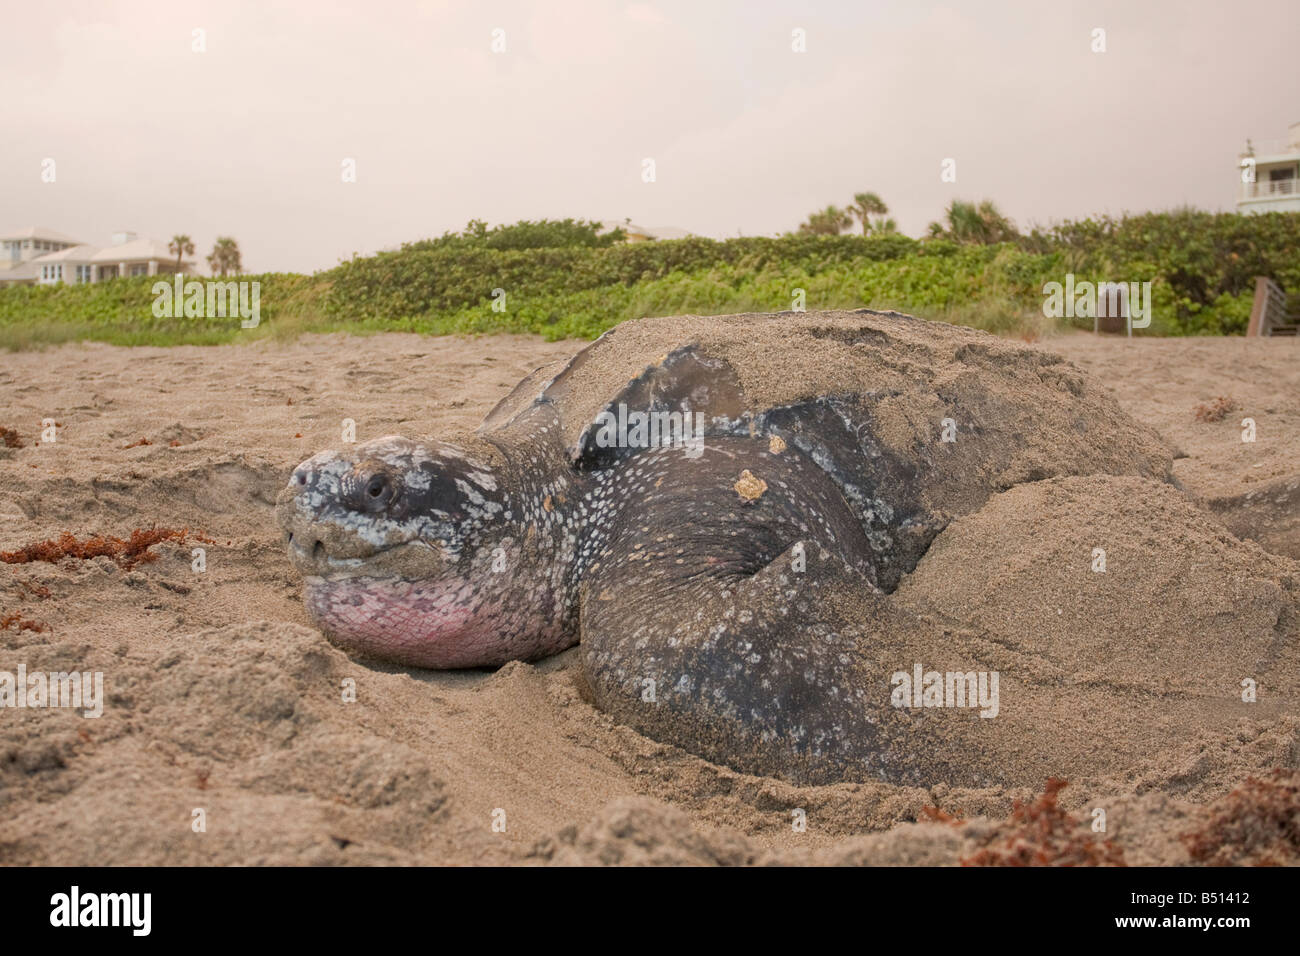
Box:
[1, 327, 1298, 866]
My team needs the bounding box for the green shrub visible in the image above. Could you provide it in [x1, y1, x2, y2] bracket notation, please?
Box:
[1, 211, 1295, 348]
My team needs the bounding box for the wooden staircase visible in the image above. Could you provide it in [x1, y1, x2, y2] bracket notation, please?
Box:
[1247, 276, 1298, 336]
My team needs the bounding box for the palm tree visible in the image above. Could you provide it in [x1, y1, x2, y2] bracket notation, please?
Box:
[850, 192, 890, 235]
[219, 237, 243, 274]
[927, 199, 1018, 244]
[798, 205, 854, 236]
[169, 234, 194, 272]
[975, 199, 1017, 242]
[206, 237, 243, 276]
[948, 199, 986, 242]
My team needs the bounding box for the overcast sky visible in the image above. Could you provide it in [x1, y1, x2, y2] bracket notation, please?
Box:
[4, 0, 1297, 273]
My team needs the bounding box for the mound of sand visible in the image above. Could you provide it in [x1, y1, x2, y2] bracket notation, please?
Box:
[880, 474, 1300, 792]
[899, 475, 1300, 699]
[1053, 333, 1300, 559]
[1, 327, 1298, 865]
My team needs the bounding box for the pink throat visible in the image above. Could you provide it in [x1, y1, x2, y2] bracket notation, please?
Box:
[303, 575, 572, 669]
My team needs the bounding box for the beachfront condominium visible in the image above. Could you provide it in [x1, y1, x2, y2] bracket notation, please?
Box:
[1238, 121, 1300, 214]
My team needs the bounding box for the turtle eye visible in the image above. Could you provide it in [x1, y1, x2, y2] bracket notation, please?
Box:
[346, 467, 397, 513]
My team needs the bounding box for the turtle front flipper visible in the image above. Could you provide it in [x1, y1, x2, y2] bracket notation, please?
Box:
[576, 436, 935, 785]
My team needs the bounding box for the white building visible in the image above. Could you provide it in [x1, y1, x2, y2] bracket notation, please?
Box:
[1238, 122, 1300, 214]
[0, 228, 196, 286]
[599, 221, 694, 242]
[0, 227, 82, 283]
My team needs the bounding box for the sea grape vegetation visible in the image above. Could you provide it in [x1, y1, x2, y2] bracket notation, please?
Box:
[1, 210, 1295, 348]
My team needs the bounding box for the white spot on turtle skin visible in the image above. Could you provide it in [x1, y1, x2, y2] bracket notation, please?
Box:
[405, 469, 433, 492]
[455, 479, 486, 506]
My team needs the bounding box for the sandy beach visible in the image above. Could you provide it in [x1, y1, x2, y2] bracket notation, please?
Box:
[1, 326, 1298, 866]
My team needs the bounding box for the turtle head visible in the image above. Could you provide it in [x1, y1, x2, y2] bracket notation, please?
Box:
[277, 435, 572, 668]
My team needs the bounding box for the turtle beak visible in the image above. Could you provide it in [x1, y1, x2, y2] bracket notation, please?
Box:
[279, 489, 331, 576]
[283, 526, 327, 574]
[277, 452, 349, 575]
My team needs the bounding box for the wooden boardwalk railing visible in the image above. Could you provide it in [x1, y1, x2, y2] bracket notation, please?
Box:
[1247, 276, 1297, 336]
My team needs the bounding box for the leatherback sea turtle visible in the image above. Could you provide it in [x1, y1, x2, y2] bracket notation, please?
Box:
[277, 310, 1178, 785]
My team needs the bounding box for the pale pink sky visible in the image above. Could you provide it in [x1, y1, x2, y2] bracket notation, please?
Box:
[3, 0, 1297, 273]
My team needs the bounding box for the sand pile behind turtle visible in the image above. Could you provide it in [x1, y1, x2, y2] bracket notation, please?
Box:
[881, 473, 1300, 794]
[1053, 333, 1300, 560]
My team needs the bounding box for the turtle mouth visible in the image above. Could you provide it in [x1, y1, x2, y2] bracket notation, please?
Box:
[284, 533, 439, 579]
